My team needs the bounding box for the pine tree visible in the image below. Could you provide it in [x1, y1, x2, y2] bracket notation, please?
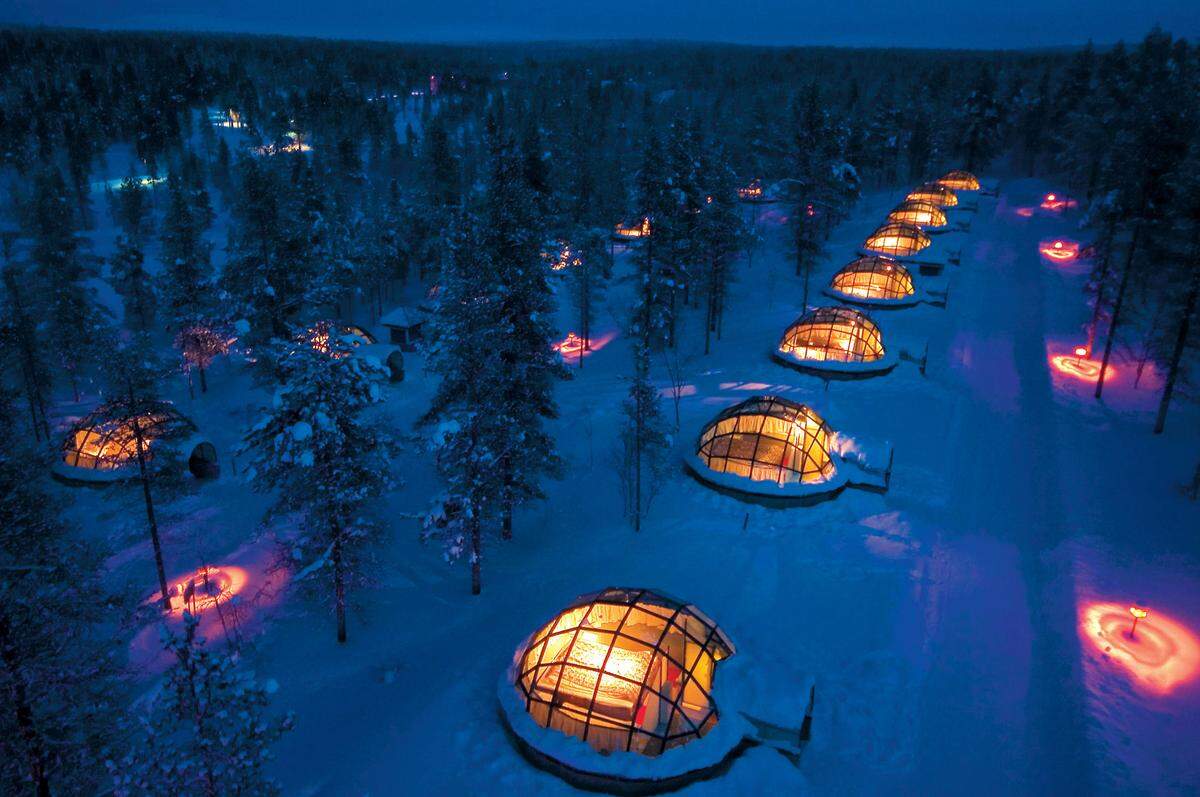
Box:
[160, 175, 214, 328]
[101, 335, 184, 612]
[110, 235, 155, 333]
[623, 206, 673, 532]
[242, 334, 393, 642]
[480, 117, 568, 540]
[25, 167, 108, 400]
[109, 614, 293, 797]
[697, 145, 744, 354]
[0, 262, 52, 441]
[956, 66, 1005, 171]
[113, 170, 152, 243]
[0, 392, 116, 796]
[566, 230, 610, 363]
[422, 213, 508, 595]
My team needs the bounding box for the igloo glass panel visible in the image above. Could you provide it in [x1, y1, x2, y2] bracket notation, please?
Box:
[516, 591, 732, 756]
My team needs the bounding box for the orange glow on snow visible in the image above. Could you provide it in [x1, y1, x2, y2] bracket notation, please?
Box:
[1040, 239, 1080, 261]
[1040, 193, 1077, 212]
[552, 331, 616, 361]
[1050, 353, 1115, 382]
[161, 565, 249, 615]
[1080, 602, 1200, 695]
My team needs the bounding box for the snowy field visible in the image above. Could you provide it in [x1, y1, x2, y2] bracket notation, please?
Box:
[61, 166, 1200, 794]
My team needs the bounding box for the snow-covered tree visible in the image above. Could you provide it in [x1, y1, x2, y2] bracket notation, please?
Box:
[110, 235, 155, 333]
[242, 334, 393, 642]
[480, 117, 568, 540]
[0, 265, 53, 442]
[101, 335, 187, 612]
[622, 212, 673, 531]
[0, 392, 117, 796]
[174, 323, 235, 394]
[109, 614, 293, 797]
[160, 175, 215, 328]
[24, 167, 108, 400]
[423, 213, 508, 595]
[112, 170, 153, 242]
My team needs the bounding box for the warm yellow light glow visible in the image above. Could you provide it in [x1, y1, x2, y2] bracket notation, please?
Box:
[1081, 601, 1200, 695]
[863, 222, 931, 257]
[737, 180, 763, 200]
[64, 412, 169, 470]
[905, 184, 959, 208]
[614, 217, 652, 239]
[937, 170, 980, 191]
[697, 396, 835, 485]
[1050, 353, 1116, 382]
[779, 307, 885, 364]
[516, 590, 733, 757]
[830, 257, 914, 301]
[887, 200, 948, 228]
[166, 565, 248, 615]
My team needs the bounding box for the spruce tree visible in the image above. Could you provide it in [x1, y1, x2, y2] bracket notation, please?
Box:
[110, 235, 155, 333]
[423, 213, 508, 594]
[160, 175, 214, 329]
[481, 117, 568, 540]
[109, 614, 293, 797]
[0, 392, 117, 796]
[242, 334, 393, 642]
[25, 167, 108, 400]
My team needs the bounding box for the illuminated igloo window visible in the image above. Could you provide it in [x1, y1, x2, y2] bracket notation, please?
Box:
[514, 588, 734, 757]
[829, 256, 915, 302]
[697, 396, 835, 485]
[905, 183, 959, 207]
[936, 169, 980, 191]
[863, 221, 931, 257]
[779, 307, 885, 364]
[61, 402, 195, 471]
[305, 320, 377, 354]
[887, 200, 947, 228]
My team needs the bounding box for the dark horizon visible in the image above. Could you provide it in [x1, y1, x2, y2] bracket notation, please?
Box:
[2, 0, 1196, 51]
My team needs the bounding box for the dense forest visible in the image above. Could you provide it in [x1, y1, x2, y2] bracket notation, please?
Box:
[1, 25, 1198, 794]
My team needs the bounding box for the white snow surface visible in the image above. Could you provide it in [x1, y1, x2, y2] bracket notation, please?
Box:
[57, 165, 1200, 795]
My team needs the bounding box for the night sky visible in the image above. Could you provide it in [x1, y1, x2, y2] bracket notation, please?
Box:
[3, 0, 1196, 49]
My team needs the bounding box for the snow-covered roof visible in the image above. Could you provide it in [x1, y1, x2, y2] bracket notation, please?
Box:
[380, 306, 426, 328]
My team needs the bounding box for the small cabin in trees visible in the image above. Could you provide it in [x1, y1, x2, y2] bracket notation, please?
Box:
[613, 216, 652, 241]
[737, 179, 764, 201]
[380, 306, 425, 351]
[208, 107, 245, 129]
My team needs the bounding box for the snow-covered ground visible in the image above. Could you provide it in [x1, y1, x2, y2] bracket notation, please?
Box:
[57, 171, 1200, 794]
